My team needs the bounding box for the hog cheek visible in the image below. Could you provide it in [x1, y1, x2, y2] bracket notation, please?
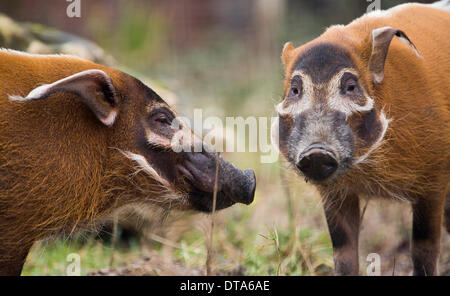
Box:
[278, 115, 294, 156]
[347, 108, 382, 157]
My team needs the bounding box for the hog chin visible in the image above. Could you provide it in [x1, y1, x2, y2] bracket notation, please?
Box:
[187, 191, 236, 213]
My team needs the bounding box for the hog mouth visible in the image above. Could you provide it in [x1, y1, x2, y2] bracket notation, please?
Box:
[179, 163, 256, 213]
[186, 191, 245, 213]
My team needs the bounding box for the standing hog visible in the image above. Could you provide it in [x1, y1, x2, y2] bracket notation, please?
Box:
[0, 49, 256, 275]
[274, 1, 449, 275]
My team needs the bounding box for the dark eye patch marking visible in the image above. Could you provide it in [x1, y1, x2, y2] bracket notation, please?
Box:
[144, 106, 178, 149]
[339, 72, 367, 106]
[348, 108, 382, 152]
[284, 75, 303, 106]
[293, 43, 355, 84]
[148, 107, 175, 123]
[290, 75, 303, 96]
[340, 72, 359, 94]
[357, 108, 382, 145]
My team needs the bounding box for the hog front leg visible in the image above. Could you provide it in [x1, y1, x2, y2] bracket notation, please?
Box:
[0, 243, 32, 276]
[411, 194, 445, 276]
[322, 192, 360, 276]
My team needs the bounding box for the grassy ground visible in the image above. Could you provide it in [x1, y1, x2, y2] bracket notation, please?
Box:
[23, 237, 141, 275]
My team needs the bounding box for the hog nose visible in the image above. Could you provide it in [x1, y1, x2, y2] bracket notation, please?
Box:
[212, 157, 256, 206]
[296, 149, 338, 181]
[241, 169, 256, 205]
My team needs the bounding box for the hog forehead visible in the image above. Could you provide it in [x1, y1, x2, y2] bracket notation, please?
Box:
[278, 43, 374, 117]
[292, 43, 356, 84]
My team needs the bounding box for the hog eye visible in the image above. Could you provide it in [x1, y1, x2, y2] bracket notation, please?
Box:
[346, 80, 356, 92]
[341, 73, 359, 95]
[155, 114, 170, 125]
[288, 75, 302, 99]
[150, 109, 174, 126]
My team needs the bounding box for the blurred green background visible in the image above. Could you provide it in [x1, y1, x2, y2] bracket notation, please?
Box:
[1, 0, 448, 275]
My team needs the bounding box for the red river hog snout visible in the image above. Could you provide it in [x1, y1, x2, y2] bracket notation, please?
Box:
[274, 1, 450, 275]
[0, 49, 256, 275]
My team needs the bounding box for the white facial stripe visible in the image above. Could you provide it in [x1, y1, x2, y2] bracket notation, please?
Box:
[277, 70, 314, 116]
[277, 69, 375, 117]
[147, 131, 172, 149]
[327, 68, 374, 117]
[123, 151, 172, 189]
[353, 109, 391, 165]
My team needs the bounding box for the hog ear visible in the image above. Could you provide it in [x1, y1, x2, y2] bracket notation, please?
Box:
[10, 69, 118, 126]
[281, 41, 295, 66]
[368, 26, 421, 84]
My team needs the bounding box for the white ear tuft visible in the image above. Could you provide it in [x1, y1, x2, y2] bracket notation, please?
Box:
[8, 84, 52, 102]
[8, 95, 27, 101]
[24, 84, 53, 100]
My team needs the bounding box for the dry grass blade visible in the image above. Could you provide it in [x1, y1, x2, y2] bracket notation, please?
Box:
[206, 152, 220, 276]
[359, 199, 369, 233]
[280, 167, 295, 233]
[272, 225, 282, 276]
[149, 233, 181, 249]
[392, 257, 396, 276]
[109, 213, 119, 267]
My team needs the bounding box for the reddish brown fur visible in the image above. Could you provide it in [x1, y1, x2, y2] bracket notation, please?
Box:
[281, 4, 449, 275]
